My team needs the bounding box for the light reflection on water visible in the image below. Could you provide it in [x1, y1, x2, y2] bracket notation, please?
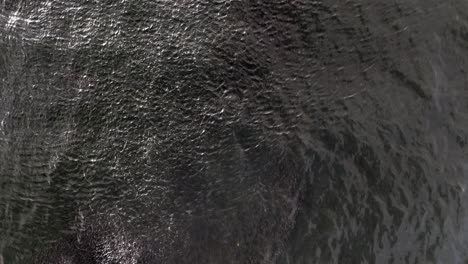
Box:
[1, 0, 468, 263]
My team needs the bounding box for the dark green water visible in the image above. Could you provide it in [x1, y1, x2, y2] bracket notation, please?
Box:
[1, 1, 468, 263]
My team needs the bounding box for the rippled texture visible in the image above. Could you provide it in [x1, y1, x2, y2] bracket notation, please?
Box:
[1, 0, 468, 263]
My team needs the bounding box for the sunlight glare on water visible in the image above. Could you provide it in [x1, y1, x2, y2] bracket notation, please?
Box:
[1, 0, 468, 263]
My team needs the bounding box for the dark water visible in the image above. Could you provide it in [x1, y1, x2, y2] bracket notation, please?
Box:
[1, 1, 468, 263]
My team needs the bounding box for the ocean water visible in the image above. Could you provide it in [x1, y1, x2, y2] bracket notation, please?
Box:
[1, 1, 468, 263]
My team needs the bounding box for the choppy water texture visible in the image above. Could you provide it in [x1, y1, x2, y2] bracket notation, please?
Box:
[1, 0, 468, 263]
